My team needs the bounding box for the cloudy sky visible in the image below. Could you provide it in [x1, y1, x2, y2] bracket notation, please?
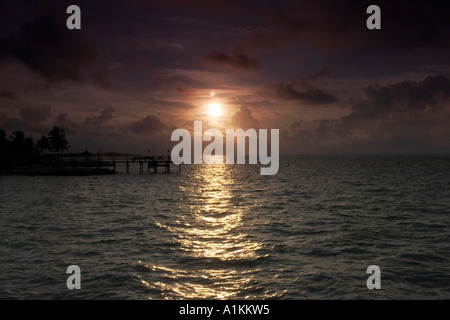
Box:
[0, 0, 449, 154]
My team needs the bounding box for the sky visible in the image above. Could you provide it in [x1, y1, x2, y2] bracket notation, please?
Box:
[0, 0, 449, 154]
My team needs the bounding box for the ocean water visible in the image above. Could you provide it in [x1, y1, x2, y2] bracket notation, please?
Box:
[0, 155, 449, 300]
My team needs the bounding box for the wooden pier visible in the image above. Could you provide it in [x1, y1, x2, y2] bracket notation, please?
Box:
[121, 156, 178, 174]
[38, 154, 180, 174]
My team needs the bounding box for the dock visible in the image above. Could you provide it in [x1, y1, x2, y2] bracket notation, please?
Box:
[32, 154, 181, 174]
[120, 156, 179, 174]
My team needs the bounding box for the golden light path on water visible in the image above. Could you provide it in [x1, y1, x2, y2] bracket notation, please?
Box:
[136, 156, 272, 299]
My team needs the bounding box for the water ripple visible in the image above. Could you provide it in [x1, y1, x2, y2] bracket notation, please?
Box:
[1, 156, 449, 299]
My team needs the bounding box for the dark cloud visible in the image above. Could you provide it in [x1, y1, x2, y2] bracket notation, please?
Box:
[205, 51, 261, 71]
[288, 75, 450, 153]
[19, 105, 52, 123]
[53, 108, 120, 140]
[263, 68, 337, 105]
[265, 80, 337, 105]
[0, 114, 21, 133]
[0, 89, 18, 99]
[301, 68, 332, 84]
[24, 79, 53, 93]
[261, 1, 450, 51]
[230, 106, 260, 129]
[55, 107, 116, 135]
[289, 120, 302, 131]
[231, 97, 277, 109]
[54, 113, 78, 135]
[84, 106, 115, 127]
[51, 110, 170, 152]
[131, 115, 169, 134]
[91, 71, 115, 89]
[0, 14, 99, 82]
[344, 75, 450, 122]
[0, 104, 52, 136]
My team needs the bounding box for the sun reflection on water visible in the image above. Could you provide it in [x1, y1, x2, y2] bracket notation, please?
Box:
[137, 160, 273, 299]
[136, 261, 268, 299]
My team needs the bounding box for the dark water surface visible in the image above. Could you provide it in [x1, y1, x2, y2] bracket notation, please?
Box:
[1, 155, 449, 299]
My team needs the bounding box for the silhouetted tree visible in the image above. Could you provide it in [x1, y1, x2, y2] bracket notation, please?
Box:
[10, 131, 25, 167]
[24, 137, 35, 165]
[8, 131, 35, 168]
[1, 127, 73, 171]
[36, 136, 50, 154]
[10, 131, 25, 144]
[48, 126, 70, 154]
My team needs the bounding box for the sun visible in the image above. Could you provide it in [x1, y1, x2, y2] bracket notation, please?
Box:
[207, 102, 222, 118]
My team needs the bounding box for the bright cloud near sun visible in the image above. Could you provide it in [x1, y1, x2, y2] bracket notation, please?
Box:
[207, 102, 222, 118]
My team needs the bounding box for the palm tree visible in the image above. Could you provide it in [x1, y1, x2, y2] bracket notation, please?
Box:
[23, 137, 35, 166]
[10, 131, 25, 144]
[36, 136, 50, 154]
[48, 126, 70, 154]
[9, 131, 26, 168]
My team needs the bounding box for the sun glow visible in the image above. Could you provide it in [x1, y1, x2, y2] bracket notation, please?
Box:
[207, 102, 222, 118]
